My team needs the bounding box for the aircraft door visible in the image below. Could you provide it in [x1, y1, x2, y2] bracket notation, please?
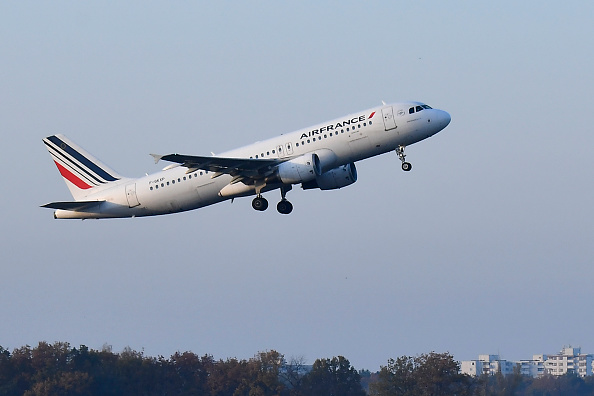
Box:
[277, 143, 294, 158]
[382, 107, 397, 131]
[125, 183, 140, 207]
[285, 142, 294, 155]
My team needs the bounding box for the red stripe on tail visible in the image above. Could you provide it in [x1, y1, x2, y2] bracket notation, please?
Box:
[54, 161, 92, 189]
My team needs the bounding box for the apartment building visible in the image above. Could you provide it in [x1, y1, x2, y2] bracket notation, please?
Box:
[461, 346, 593, 378]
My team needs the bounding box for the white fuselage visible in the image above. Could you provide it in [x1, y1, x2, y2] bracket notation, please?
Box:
[53, 102, 450, 219]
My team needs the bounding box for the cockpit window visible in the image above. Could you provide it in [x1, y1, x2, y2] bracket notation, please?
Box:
[409, 104, 433, 114]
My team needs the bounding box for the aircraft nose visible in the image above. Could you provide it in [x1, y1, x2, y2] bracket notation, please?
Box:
[439, 110, 451, 129]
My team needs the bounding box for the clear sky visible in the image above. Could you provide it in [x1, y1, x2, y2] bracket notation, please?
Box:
[1, 2, 593, 371]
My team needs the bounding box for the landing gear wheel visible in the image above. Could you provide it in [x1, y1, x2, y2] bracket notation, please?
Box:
[277, 200, 293, 215]
[396, 146, 412, 172]
[252, 196, 268, 211]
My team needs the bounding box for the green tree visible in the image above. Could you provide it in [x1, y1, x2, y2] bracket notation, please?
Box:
[414, 352, 469, 396]
[370, 352, 471, 396]
[206, 357, 249, 396]
[300, 356, 365, 396]
[369, 356, 416, 396]
[233, 350, 286, 396]
[169, 351, 210, 395]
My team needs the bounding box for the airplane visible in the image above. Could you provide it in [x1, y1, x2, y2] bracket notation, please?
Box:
[41, 101, 451, 219]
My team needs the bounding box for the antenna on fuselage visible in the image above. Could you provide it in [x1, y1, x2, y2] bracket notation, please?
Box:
[382, 100, 386, 105]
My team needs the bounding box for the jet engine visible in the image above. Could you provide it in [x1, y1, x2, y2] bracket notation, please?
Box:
[301, 162, 357, 190]
[276, 153, 321, 184]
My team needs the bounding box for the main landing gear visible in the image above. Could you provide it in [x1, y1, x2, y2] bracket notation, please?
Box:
[251, 196, 269, 211]
[396, 145, 412, 171]
[251, 185, 293, 214]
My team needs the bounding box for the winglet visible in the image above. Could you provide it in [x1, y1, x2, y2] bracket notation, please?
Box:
[150, 153, 163, 164]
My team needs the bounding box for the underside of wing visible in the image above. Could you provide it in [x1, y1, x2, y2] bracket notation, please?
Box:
[40, 200, 105, 210]
[152, 153, 286, 183]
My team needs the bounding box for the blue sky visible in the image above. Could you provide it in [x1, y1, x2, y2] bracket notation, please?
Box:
[1, 2, 593, 371]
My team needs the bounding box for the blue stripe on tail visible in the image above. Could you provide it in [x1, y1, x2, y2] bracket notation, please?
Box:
[46, 135, 120, 182]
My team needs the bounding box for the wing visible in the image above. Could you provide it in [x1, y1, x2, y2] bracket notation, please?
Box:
[40, 200, 105, 210]
[151, 153, 287, 184]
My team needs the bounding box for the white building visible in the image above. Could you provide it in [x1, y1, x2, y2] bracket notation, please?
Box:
[519, 355, 546, 377]
[461, 355, 516, 377]
[462, 347, 593, 378]
[544, 347, 593, 377]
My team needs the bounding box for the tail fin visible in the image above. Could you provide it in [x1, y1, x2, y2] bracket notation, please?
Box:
[43, 134, 123, 200]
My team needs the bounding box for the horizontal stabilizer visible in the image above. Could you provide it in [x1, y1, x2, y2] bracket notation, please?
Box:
[40, 200, 105, 210]
[150, 153, 163, 164]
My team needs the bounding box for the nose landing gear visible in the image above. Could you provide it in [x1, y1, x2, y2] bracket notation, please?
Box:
[396, 146, 412, 171]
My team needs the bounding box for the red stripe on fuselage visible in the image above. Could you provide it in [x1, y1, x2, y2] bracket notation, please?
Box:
[54, 161, 92, 189]
[369, 111, 376, 119]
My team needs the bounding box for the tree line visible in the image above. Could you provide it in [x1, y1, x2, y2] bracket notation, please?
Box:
[1, 342, 594, 395]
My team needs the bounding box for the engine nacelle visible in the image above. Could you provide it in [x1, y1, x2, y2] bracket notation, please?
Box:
[302, 162, 357, 190]
[276, 153, 321, 184]
[310, 148, 338, 173]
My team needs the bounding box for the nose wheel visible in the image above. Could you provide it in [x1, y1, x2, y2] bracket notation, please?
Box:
[396, 146, 412, 171]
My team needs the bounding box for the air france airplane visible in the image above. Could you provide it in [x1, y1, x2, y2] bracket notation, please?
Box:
[42, 102, 451, 219]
